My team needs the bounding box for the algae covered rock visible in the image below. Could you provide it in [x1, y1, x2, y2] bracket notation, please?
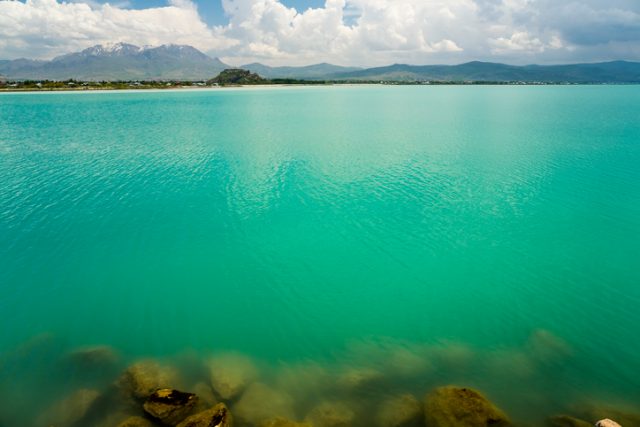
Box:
[208, 353, 258, 400]
[259, 417, 313, 427]
[386, 346, 434, 378]
[304, 401, 355, 427]
[484, 349, 537, 380]
[143, 388, 198, 425]
[233, 382, 295, 425]
[547, 415, 592, 427]
[118, 360, 181, 400]
[427, 342, 477, 374]
[117, 416, 155, 427]
[38, 388, 101, 427]
[64, 345, 121, 383]
[376, 394, 422, 427]
[424, 386, 511, 427]
[191, 382, 218, 410]
[176, 403, 232, 427]
[274, 361, 332, 398]
[336, 367, 384, 390]
[66, 345, 120, 370]
[527, 329, 572, 363]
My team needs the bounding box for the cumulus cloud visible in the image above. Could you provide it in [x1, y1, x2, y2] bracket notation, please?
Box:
[0, 0, 639, 65]
[0, 0, 231, 59]
[216, 0, 490, 64]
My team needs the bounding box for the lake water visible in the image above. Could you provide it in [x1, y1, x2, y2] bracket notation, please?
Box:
[1, 86, 639, 426]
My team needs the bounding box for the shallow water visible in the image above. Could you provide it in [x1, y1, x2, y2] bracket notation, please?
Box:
[1, 86, 639, 426]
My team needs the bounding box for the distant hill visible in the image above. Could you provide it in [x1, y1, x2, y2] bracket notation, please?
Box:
[208, 69, 266, 85]
[0, 43, 229, 81]
[241, 62, 362, 80]
[1, 44, 639, 83]
[331, 60, 640, 83]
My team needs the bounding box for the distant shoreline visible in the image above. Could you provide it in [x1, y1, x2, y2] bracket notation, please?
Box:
[0, 83, 363, 93]
[1, 81, 638, 93]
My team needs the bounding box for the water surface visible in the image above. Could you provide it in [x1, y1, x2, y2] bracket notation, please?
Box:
[1, 86, 639, 425]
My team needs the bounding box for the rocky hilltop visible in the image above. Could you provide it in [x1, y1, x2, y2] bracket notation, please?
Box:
[207, 69, 267, 85]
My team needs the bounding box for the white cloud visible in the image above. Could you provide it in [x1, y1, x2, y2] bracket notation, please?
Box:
[430, 39, 464, 53]
[0, 0, 230, 59]
[491, 32, 546, 54]
[0, 0, 639, 65]
[218, 0, 480, 65]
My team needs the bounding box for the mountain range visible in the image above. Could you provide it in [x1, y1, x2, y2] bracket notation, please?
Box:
[1, 43, 640, 83]
[241, 62, 362, 79]
[0, 43, 227, 81]
[332, 60, 640, 83]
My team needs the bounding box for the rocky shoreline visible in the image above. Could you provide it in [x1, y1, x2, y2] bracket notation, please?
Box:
[0, 332, 637, 427]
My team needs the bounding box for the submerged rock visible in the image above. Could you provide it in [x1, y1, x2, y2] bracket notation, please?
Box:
[91, 411, 141, 427]
[233, 382, 295, 425]
[376, 394, 422, 427]
[66, 345, 120, 369]
[304, 401, 355, 427]
[386, 346, 434, 378]
[527, 329, 573, 363]
[176, 403, 232, 427]
[574, 402, 640, 426]
[38, 388, 101, 427]
[259, 417, 312, 427]
[191, 382, 218, 410]
[342, 338, 433, 379]
[423, 386, 511, 427]
[484, 349, 536, 380]
[143, 388, 198, 425]
[10, 333, 60, 360]
[336, 367, 384, 390]
[118, 360, 181, 400]
[208, 353, 258, 400]
[63, 345, 122, 385]
[117, 416, 155, 427]
[595, 420, 622, 427]
[427, 342, 477, 374]
[274, 361, 332, 398]
[547, 415, 592, 427]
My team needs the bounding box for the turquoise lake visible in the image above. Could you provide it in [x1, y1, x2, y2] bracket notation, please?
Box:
[0, 86, 639, 426]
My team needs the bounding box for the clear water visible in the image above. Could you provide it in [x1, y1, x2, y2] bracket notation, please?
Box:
[1, 86, 639, 426]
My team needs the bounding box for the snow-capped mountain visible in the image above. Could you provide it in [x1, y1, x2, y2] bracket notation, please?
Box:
[0, 43, 229, 81]
[66, 42, 144, 58]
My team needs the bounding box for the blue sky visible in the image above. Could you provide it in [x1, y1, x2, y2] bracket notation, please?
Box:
[207, 0, 326, 24]
[117, 0, 326, 25]
[1, 0, 639, 66]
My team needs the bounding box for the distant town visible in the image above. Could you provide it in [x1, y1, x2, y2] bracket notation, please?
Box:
[0, 69, 593, 92]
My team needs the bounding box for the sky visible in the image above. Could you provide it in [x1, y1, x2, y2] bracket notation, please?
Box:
[1, 0, 639, 66]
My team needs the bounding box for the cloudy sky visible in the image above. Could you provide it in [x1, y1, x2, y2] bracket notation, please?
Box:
[1, 0, 639, 66]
